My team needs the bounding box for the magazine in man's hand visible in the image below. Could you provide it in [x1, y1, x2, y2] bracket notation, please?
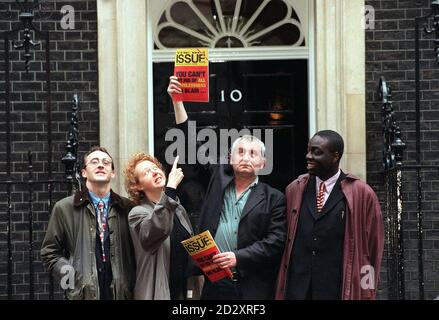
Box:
[181, 230, 233, 282]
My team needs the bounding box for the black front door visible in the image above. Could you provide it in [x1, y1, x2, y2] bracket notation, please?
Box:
[153, 59, 308, 221]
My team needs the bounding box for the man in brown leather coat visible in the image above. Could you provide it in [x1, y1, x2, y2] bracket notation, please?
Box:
[41, 146, 135, 300]
[275, 130, 384, 300]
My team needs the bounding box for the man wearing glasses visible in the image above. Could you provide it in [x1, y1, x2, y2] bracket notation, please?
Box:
[41, 146, 135, 300]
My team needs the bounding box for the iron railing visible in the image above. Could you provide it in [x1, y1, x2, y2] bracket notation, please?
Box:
[380, 1, 439, 301]
[1, 0, 80, 299]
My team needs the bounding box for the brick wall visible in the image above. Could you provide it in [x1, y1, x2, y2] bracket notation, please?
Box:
[366, 0, 439, 300]
[0, 0, 98, 299]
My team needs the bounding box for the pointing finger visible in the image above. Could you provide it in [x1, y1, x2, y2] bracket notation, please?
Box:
[172, 155, 179, 170]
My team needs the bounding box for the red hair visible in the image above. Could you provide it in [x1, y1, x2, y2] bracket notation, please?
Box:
[124, 152, 165, 205]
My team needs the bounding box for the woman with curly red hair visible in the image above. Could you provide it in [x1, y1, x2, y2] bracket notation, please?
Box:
[124, 153, 199, 300]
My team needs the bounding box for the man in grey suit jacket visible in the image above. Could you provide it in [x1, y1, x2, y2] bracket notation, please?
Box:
[167, 76, 286, 300]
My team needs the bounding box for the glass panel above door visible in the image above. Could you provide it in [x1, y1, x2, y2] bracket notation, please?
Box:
[153, 0, 308, 49]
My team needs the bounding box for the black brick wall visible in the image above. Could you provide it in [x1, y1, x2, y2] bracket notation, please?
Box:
[366, 0, 439, 300]
[0, 0, 98, 299]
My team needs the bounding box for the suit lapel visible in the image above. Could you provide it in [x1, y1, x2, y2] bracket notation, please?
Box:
[220, 165, 235, 190]
[240, 184, 264, 221]
[207, 170, 234, 233]
[318, 172, 346, 216]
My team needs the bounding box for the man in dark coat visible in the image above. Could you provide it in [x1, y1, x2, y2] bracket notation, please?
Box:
[168, 76, 286, 300]
[275, 130, 384, 300]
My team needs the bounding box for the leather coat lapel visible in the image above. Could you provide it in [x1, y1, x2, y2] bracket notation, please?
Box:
[305, 176, 317, 217]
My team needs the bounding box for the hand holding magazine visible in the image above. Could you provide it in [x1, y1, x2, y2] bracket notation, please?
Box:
[181, 230, 233, 282]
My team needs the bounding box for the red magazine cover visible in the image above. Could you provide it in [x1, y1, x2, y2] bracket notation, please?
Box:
[181, 230, 233, 282]
[173, 48, 209, 102]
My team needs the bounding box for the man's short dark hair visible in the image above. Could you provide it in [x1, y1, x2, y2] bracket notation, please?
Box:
[82, 146, 115, 170]
[314, 130, 344, 159]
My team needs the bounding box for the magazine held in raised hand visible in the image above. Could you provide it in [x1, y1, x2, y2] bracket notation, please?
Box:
[173, 48, 209, 102]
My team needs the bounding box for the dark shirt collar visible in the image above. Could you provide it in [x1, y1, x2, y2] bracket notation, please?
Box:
[73, 188, 126, 210]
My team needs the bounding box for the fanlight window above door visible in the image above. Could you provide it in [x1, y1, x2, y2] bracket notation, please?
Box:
[154, 0, 306, 49]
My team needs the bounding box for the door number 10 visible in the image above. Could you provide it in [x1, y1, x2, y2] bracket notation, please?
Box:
[220, 89, 242, 102]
